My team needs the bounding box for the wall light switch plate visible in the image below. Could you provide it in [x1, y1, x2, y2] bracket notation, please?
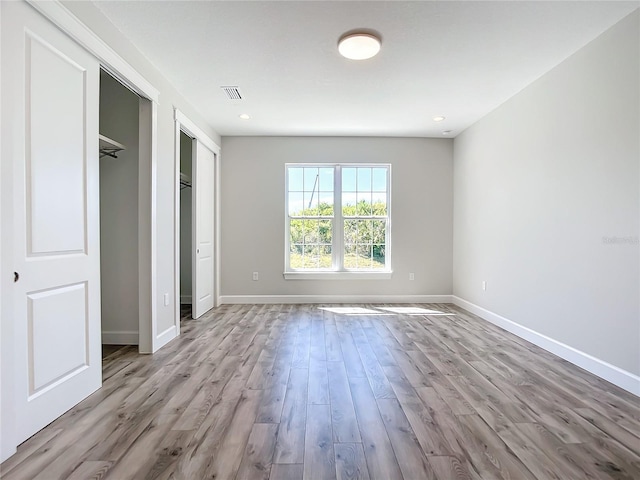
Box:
[252, 272, 259, 281]
[164, 293, 170, 306]
[409, 273, 415, 281]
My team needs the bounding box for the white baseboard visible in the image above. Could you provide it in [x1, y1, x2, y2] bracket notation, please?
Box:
[154, 325, 178, 352]
[180, 295, 192, 304]
[219, 294, 453, 305]
[101, 330, 139, 345]
[452, 296, 640, 397]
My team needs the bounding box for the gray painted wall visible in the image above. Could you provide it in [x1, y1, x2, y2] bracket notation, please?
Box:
[220, 136, 453, 297]
[99, 71, 139, 341]
[453, 11, 639, 375]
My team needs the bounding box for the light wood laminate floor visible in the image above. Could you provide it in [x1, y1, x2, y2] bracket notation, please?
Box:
[2, 304, 639, 479]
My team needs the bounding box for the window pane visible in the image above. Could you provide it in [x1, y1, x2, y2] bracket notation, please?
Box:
[318, 168, 334, 192]
[356, 192, 372, 216]
[289, 192, 304, 215]
[372, 192, 387, 215]
[289, 168, 304, 191]
[319, 245, 332, 268]
[299, 253, 312, 269]
[361, 219, 373, 244]
[290, 244, 303, 268]
[344, 219, 358, 245]
[342, 192, 357, 216]
[304, 167, 319, 191]
[372, 244, 385, 268]
[344, 244, 357, 268]
[358, 244, 372, 260]
[318, 192, 334, 216]
[342, 168, 356, 192]
[291, 239, 332, 269]
[372, 168, 387, 192]
[319, 219, 332, 244]
[372, 220, 386, 244]
[357, 168, 372, 190]
[290, 219, 304, 244]
[303, 245, 320, 268]
[303, 219, 319, 243]
[304, 191, 318, 213]
[342, 219, 387, 270]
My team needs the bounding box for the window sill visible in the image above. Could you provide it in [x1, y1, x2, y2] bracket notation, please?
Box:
[283, 271, 393, 280]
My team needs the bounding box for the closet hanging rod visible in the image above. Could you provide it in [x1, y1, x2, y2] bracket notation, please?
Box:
[99, 134, 126, 158]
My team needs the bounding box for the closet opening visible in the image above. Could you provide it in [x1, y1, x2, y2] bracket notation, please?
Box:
[174, 110, 219, 324]
[99, 69, 141, 355]
[179, 131, 194, 319]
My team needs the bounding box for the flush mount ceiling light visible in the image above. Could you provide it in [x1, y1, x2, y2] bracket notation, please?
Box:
[338, 32, 381, 60]
[239, 113, 251, 120]
[433, 116, 446, 122]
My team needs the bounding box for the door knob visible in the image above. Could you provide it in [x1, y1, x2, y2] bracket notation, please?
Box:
[14, 272, 19, 283]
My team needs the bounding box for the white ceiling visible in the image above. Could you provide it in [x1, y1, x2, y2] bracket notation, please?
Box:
[92, 1, 639, 138]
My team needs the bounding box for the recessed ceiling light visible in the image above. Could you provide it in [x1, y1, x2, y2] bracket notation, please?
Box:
[338, 33, 381, 60]
[442, 130, 452, 135]
[239, 113, 251, 120]
[433, 116, 446, 122]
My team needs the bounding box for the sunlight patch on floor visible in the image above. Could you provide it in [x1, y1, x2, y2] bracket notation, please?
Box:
[377, 307, 456, 316]
[318, 307, 393, 316]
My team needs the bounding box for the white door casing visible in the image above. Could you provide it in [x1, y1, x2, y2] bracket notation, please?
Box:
[4, 1, 101, 444]
[192, 141, 215, 319]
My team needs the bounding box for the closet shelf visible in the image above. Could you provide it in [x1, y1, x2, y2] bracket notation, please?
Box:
[180, 172, 192, 190]
[99, 134, 126, 158]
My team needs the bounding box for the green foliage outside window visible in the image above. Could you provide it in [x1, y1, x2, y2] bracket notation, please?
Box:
[290, 200, 386, 269]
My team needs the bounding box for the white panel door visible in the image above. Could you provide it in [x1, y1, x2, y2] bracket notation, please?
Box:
[4, 1, 101, 443]
[192, 140, 215, 319]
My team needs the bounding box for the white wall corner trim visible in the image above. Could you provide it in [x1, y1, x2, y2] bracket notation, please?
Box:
[26, 0, 159, 102]
[101, 331, 140, 346]
[452, 296, 640, 396]
[219, 294, 454, 305]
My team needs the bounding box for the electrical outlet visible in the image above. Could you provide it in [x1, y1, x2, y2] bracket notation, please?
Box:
[409, 273, 415, 281]
[163, 293, 170, 306]
[482, 281, 487, 291]
[252, 272, 259, 281]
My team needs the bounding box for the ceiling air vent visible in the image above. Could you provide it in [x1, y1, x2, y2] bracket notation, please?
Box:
[221, 86, 242, 100]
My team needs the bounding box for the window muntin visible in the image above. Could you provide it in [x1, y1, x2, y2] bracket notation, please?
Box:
[286, 164, 390, 273]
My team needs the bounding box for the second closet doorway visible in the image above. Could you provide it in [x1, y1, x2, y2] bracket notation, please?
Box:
[175, 112, 219, 322]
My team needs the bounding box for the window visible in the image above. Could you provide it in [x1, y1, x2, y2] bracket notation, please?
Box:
[285, 164, 390, 278]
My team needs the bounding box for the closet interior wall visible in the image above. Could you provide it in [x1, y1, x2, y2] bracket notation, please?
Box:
[99, 70, 140, 344]
[179, 132, 193, 310]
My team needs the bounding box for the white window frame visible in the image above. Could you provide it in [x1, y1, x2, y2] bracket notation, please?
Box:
[284, 163, 392, 280]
